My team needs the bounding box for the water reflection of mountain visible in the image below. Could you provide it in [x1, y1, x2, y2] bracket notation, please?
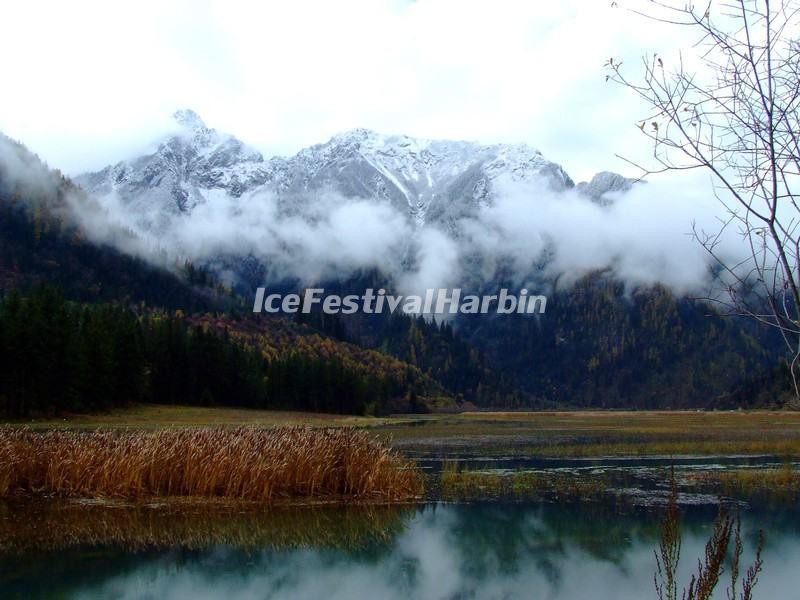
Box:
[1, 501, 797, 599]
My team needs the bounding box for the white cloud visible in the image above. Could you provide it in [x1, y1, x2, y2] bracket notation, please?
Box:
[1, 0, 698, 180]
[453, 171, 729, 295]
[3, 0, 741, 297]
[91, 167, 734, 296]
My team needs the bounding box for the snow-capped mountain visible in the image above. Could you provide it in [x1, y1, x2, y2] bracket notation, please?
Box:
[272, 127, 575, 227]
[75, 110, 273, 232]
[76, 110, 597, 233]
[576, 171, 639, 205]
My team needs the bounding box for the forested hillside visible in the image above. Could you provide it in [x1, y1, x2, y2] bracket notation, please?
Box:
[0, 134, 453, 417]
[457, 276, 781, 408]
[0, 132, 792, 415]
[0, 287, 448, 418]
[284, 273, 787, 409]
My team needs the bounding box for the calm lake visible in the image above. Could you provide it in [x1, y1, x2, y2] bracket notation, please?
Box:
[1, 500, 798, 599]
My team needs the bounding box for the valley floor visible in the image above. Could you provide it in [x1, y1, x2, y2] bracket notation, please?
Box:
[10, 404, 800, 458]
[4, 404, 800, 511]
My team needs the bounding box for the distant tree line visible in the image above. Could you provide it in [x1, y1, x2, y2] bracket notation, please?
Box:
[0, 287, 422, 419]
[294, 287, 525, 407]
[457, 275, 786, 409]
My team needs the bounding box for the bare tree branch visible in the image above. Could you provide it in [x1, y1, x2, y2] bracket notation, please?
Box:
[610, 0, 800, 405]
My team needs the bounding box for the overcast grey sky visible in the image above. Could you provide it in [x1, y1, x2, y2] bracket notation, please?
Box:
[0, 0, 696, 180]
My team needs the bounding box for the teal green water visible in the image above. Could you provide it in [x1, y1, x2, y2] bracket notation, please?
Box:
[0, 501, 797, 599]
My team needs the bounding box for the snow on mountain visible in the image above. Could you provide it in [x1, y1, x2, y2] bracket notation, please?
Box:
[77, 111, 589, 233]
[576, 171, 639, 205]
[274, 128, 576, 227]
[75, 110, 271, 232]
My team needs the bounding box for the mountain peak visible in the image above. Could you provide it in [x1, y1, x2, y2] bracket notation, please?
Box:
[332, 127, 379, 141]
[77, 115, 582, 231]
[173, 109, 207, 131]
[576, 171, 639, 205]
[327, 128, 403, 149]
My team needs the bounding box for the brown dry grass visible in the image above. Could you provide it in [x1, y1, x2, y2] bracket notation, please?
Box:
[0, 426, 423, 504]
[438, 462, 606, 502]
[655, 468, 764, 600]
[683, 465, 800, 500]
[14, 407, 800, 458]
[16, 404, 405, 430]
[385, 410, 800, 457]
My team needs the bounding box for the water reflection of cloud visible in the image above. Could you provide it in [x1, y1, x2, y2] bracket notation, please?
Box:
[63, 505, 799, 600]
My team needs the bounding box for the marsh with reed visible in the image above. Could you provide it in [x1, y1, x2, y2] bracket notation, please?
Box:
[2, 413, 800, 598]
[0, 426, 423, 504]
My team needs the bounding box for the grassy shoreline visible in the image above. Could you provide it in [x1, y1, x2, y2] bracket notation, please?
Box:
[7, 404, 800, 458]
[8, 404, 408, 430]
[382, 410, 800, 458]
[4, 406, 800, 507]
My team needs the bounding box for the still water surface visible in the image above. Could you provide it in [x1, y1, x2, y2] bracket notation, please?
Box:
[1, 500, 797, 599]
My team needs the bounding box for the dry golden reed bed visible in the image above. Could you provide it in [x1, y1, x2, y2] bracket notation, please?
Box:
[0, 426, 423, 503]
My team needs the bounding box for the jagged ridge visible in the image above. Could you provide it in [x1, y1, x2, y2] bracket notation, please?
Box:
[76, 110, 632, 234]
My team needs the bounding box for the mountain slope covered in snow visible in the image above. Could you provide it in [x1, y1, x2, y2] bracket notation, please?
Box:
[76, 110, 611, 234]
